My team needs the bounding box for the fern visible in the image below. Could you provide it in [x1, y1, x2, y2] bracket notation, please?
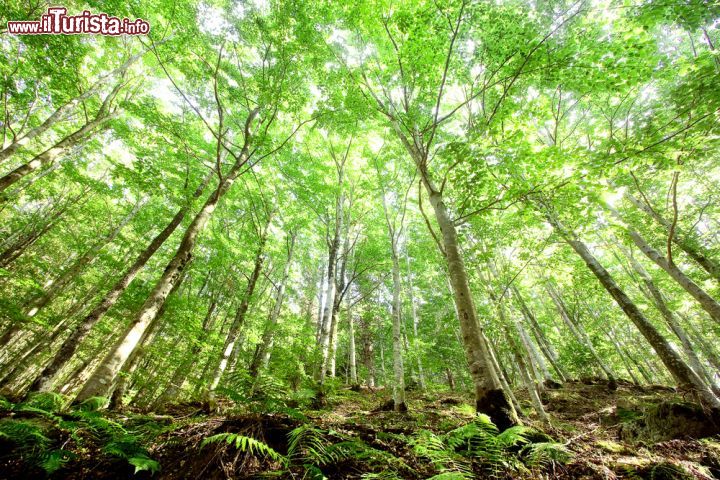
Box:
[23, 392, 66, 413]
[520, 441, 573, 468]
[410, 429, 469, 476]
[288, 424, 335, 465]
[0, 418, 51, 449]
[202, 432, 287, 465]
[39, 449, 76, 474]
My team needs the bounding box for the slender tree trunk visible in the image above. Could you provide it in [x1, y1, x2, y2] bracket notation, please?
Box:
[0, 108, 119, 195]
[347, 292, 358, 384]
[507, 328, 549, 423]
[153, 297, 218, 408]
[546, 282, 616, 386]
[363, 330, 375, 388]
[405, 251, 426, 390]
[605, 326, 642, 385]
[25, 198, 145, 318]
[315, 261, 327, 343]
[617, 243, 714, 389]
[249, 230, 296, 377]
[389, 252, 406, 410]
[27, 176, 210, 393]
[0, 190, 85, 269]
[209, 219, 270, 392]
[319, 230, 342, 381]
[512, 286, 568, 382]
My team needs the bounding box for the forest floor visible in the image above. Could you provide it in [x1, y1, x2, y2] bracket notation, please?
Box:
[1, 380, 720, 479]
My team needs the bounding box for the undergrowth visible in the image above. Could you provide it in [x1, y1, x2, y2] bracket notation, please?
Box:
[0, 393, 165, 476]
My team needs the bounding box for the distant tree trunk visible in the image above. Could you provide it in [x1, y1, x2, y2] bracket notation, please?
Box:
[546, 282, 616, 385]
[319, 202, 343, 382]
[379, 341, 387, 387]
[405, 251, 426, 390]
[209, 218, 270, 392]
[626, 192, 720, 283]
[74, 110, 259, 404]
[347, 292, 358, 384]
[604, 326, 642, 385]
[249, 230, 296, 377]
[545, 207, 720, 408]
[24, 197, 145, 318]
[506, 327, 549, 423]
[445, 368, 455, 391]
[315, 261, 327, 343]
[361, 319, 375, 388]
[683, 317, 720, 374]
[153, 293, 219, 409]
[27, 175, 210, 393]
[389, 252, 406, 410]
[0, 190, 86, 269]
[511, 286, 568, 382]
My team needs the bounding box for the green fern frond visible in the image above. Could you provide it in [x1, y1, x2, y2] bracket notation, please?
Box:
[520, 441, 573, 468]
[23, 392, 67, 413]
[288, 424, 333, 464]
[202, 432, 287, 465]
[495, 425, 532, 449]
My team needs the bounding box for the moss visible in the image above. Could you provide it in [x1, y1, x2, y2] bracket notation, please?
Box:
[596, 440, 628, 454]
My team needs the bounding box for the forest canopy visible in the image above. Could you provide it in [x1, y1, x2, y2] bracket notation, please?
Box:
[1, 0, 720, 478]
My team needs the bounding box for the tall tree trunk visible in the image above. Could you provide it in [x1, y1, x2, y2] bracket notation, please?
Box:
[418, 166, 513, 428]
[616, 243, 715, 389]
[0, 74, 126, 197]
[347, 292, 358, 384]
[544, 207, 720, 408]
[405, 250, 426, 390]
[73, 110, 259, 403]
[389, 252, 406, 411]
[319, 211, 343, 382]
[108, 272, 187, 411]
[315, 261, 327, 343]
[27, 176, 210, 393]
